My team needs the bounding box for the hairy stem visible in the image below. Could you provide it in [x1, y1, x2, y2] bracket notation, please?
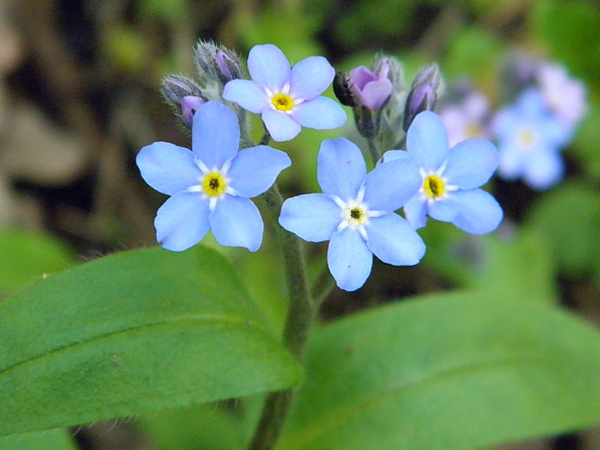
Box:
[247, 133, 315, 450]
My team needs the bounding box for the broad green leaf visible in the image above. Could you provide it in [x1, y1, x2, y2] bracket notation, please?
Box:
[280, 291, 600, 449]
[0, 429, 76, 450]
[422, 225, 556, 303]
[531, 0, 600, 85]
[137, 394, 266, 450]
[0, 228, 75, 296]
[525, 182, 600, 275]
[0, 246, 302, 436]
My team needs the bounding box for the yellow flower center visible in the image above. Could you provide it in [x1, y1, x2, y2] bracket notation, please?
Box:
[516, 126, 537, 150]
[272, 93, 294, 112]
[464, 122, 482, 139]
[202, 173, 226, 197]
[344, 205, 367, 226]
[424, 174, 445, 199]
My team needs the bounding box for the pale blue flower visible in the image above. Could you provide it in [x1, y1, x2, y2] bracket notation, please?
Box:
[384, 111, 503, 234]
[491, 88, 571, 190]
[279, 138, 425, 291]
[137, 100, 291, 252]
[223, 44, 347, 142]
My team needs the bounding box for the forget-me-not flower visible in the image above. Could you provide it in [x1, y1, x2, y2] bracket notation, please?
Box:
[223, 44, 347, 142]
[537, 62, 587, 129]
[137, 100, 291, 252]
[440, 90, 490, 148]
[384, 111, 503, 234]
[491, 88, 571, 190]
[279, 138, 425, 291]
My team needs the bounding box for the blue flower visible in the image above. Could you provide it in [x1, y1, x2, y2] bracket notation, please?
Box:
[223, 44, 347, 142]
[137, 100, 291, 252]
[279, 138, 425, 292]
[384, 111, 503, 234]
[491, 88, 572, 190]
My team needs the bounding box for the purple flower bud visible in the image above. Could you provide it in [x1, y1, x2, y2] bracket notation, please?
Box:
[347, 61, 393, 110]
[195, 42, 243, 86]
[181, 96, 206, 127]
[403, 63, 442, 131]
[161, 75, 203, 105]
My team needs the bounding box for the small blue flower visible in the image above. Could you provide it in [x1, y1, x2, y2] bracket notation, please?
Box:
[137, 100, 291, 252]
[279, 138, 425, 291]
[491, 88, 571, 190]
[223, 44, 347, 142]
[384, 111, 503, 234]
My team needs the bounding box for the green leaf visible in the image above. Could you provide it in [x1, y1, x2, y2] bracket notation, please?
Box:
[0, 429, 76, 450]
[280, 292, 600, 449]
[525, 182, 600, 275]
[0, 246, 302, 436]
[531, 0, 600, 85]
[0, 228, 75, 296]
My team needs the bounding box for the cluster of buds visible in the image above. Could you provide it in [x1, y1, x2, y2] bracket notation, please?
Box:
[160, 41, 245, 129]
[334, 56, 444, 155]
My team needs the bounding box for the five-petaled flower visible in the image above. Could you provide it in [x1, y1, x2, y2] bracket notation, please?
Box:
[279, 137, 426, 291]
[384, 111, 503, 234]
[491, 88, 571, 191]
[137, 100, 291, 252]
[223, 44, 347, 142]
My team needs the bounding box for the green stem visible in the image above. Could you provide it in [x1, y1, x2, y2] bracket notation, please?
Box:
[367, 137, 381, 163]
[247, 132, 315, 450]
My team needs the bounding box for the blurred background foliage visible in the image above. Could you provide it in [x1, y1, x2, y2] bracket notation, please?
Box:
[0, 0, 599, 448]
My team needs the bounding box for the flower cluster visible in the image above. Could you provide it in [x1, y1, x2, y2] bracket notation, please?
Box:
[439, 55, 587, 191]
[138, 42, 505, 291]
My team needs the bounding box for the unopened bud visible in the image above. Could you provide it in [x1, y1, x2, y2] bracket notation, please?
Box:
[161, 75, 207, 128]
[195, 41, 244, 86]
[181, 96, 205, 127]
[403, 63, 443, 131]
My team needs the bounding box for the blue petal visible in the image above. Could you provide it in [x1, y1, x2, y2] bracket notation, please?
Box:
[228, 146, 291, 198]
[223, 80, 269, 114]
[363, 157, 422, 212]
[429, 199, 458, 222]
[443, 139, 499, 189]
[381, 149, 413, 164]
[279, 193, 341, 242]
[523, 149, 564, 191]
[247, 44, 290, 93]
[262, 109, 301, 142]
[210, 196, 263, 251]
[407, 111, 449, 171]
[290, 56, 335, 100]
[403, 196, 428, 229]
[498, 141, 525, 180]
[366, 213, 425, 266]
[448, 189, 503, 234]
[192, 101, 240, 168]
[317, 138, 366, 201]
[293, 97, 347, 130]
[137, 142, 201, 195]
[155, 191, 210, 252]
[328, 227, 372, 291]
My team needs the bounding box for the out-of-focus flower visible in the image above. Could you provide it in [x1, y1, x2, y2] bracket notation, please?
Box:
[537, 62, 587, 128]
[223, 44, 346, 142]
[279, 137, 425, 292]
[440, 90, 490, 148]
[491, 88, 572, 190]
[137, 101, 291, 252]
[384, 111, 502, 234]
